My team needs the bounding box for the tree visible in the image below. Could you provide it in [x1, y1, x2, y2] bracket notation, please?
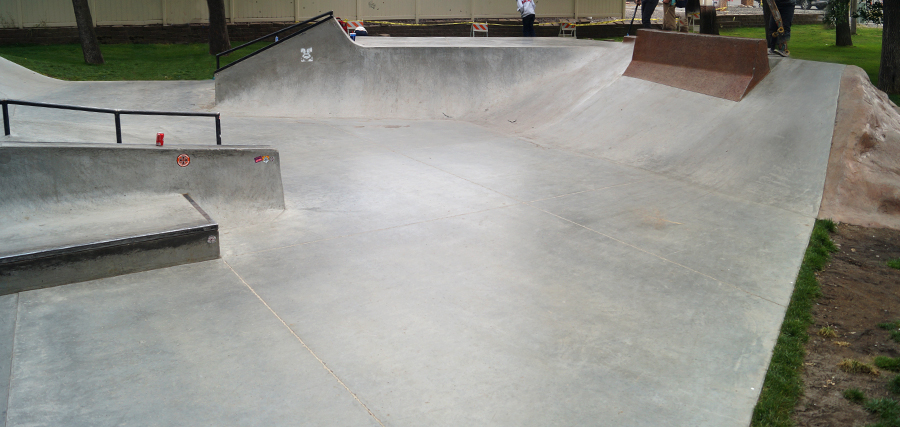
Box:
[699, 0, 719, 34]
[71, 0, 103, 64]
[207, 0, 231, 55]
[825, 0, 853, 46]
[880, 0, 899, 94]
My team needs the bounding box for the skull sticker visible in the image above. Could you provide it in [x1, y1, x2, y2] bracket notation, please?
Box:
[300, 47, 313, 62]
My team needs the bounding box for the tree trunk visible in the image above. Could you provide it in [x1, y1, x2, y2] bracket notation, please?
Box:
[836, 19, 853, 45]
[71, 0, 103, 65]
[699, 5, 719, 34]
[207, 0, 231, 55]
[880, 0, 899, 94]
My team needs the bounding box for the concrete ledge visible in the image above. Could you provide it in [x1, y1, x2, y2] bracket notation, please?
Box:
[0, 142, 285, 224]
[623, 29, 769, 101]
[0, 194, 219, 295]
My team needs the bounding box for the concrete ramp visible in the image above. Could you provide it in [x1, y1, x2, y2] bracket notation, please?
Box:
[5, 24, 900, 427]
[214, 18, 631, 119]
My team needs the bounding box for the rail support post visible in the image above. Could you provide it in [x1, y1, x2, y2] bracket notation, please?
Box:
[115, 112, 122, 144]
[215, 114, 222, 145]
[2, 101, 9, 136]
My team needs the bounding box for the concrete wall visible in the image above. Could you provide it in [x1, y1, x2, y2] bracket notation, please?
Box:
[0, 0, 624, 28]
[0, 142, 285, 225]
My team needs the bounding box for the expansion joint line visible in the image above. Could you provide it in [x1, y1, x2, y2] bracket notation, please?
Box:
[5, 294, 20, 427]
[223, 260, 386, 427]
[528, 204, 785, 307]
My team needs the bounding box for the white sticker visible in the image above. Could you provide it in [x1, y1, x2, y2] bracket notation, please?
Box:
[300, 47, 313, 62]
[208, 235, 217, 244]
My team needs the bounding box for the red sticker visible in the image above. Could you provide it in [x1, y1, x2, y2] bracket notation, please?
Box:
[176, 154, 191, 167]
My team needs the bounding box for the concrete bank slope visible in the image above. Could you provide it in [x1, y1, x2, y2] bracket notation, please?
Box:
[474, 57, 846, 218]
[214, 18, 631, 120]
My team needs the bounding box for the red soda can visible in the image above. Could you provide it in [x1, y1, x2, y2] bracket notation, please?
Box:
[156, 133, 164, 146]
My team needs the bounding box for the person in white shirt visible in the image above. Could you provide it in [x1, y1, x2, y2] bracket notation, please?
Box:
[516, 0, 536, 37]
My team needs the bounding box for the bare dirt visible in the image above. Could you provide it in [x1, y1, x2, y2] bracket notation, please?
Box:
[794, 223, 900, 427]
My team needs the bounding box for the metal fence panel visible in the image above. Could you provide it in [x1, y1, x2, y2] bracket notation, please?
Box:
[0, 0, 20, 28]
[0, 0, 624, 28]
[94, 0, 163, 25]
[23, 0, 75, 27]
[233, 0, 294, 22]
[418, 0, 471, 19]
[357, 0, 416, 20]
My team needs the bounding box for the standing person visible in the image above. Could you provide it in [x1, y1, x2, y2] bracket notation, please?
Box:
[764, 0, 794, 56]
[517, 0, 536, 37]
[662, 0, 677, 30]
[635, 0, 660, 29]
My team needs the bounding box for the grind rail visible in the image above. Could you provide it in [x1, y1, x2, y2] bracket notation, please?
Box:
[1, 99, 222, 145]
[215, 10, 334, 72]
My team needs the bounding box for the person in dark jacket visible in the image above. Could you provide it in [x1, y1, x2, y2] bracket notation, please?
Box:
[635, 0, 660, 29]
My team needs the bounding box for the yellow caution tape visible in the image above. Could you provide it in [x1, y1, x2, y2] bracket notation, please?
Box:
[360, 17, 660, 28]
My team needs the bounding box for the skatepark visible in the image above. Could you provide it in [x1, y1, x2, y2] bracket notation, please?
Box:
[2, 15, 900, 427]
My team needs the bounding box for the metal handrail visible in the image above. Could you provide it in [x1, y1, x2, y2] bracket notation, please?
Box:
[1, 99, 222, 145]
[215, 10, 334, 72]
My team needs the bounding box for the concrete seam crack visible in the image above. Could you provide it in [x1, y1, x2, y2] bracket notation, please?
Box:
[222, 260, 387, 427]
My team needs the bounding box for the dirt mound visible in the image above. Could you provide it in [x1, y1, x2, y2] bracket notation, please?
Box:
[819, 66, 900, 230]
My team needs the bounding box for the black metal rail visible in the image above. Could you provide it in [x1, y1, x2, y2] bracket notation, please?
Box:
[215, 11, 333, 72]
[1, 99, 222, 145]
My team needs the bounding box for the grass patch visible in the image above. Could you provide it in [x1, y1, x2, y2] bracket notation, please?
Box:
[864, 398, 900, 426]
[720, 24, 900, 106]
[839, 358, 881, 376]
[876, 356, 900, 372]
[891, 375, 900, 396]
[888, 259, 900, 270]
[751, 219, 838, 427]
[819, 325, 838, 338]
[878, 320, 900, 344]
[0, 42, 268, 81]
[844, 387, 867, 404]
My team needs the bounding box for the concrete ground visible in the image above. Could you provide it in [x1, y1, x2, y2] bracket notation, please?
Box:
[0, 28, 845, 426]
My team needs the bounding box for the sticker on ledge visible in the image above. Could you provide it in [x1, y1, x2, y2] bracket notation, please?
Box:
[254, 155, 270, 164]
[208, 235, 217, 244]
[176, 154, 191, 167]
[300, 47, 313, 62]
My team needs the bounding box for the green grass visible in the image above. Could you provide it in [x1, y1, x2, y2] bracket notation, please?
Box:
[864, 398, 900, 427]
[0, 42, 268, 81]
[878, 320, 900, 344]
[751, 219, 837, 427]
[720, 24, 900, 105]
[876, 357, 900, 372]
[888, 259, 900, 270]
[892, 375, 900, 396]
[845, 388, 868, 404]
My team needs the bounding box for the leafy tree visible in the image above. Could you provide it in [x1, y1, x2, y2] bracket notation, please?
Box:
[880, 0, 898, 94]
[207, 0, 231, 55]
[71, 0, 103, 64]
[824, 0, 853, 46]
